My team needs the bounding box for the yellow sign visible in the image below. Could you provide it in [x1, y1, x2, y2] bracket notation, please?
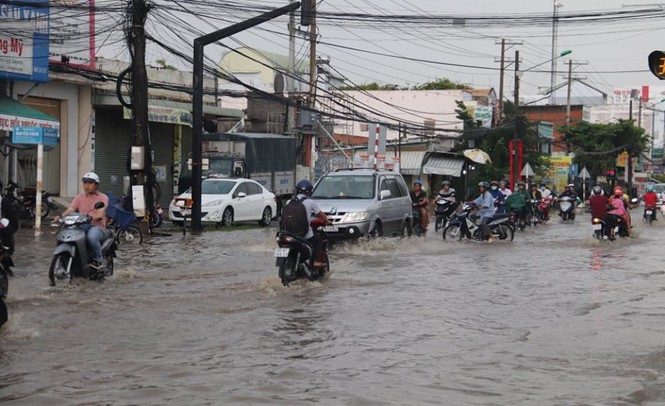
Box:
[616, 151, 629, 167]
[550, 156, 572, 167]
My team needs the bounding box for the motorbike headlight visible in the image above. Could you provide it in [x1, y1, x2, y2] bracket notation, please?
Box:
[202, 199, 224, 208]
[64, 216, 78, 225]
[341, 211, 369, 223]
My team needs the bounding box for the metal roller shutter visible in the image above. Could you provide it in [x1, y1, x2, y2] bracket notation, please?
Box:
[148, 122, 174, 206]
[95, 108, 131, 199]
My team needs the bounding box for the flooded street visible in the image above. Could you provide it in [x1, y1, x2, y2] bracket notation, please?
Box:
[2, 214, 665, 405]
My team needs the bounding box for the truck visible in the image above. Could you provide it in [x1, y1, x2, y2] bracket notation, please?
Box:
[178, 132, 298, 208]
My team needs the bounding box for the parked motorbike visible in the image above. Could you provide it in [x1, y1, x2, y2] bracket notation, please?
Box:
[274, 219, 329, 286]
[558, 196, 576, 222]
[443, 203, 515, 242]
[48, 202, 117, 287]
[434, 197, 457, 232]
[5, 181, 57, 220]
[0, 218, 11, 327]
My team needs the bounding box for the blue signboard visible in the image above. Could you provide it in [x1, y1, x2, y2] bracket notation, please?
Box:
[0, 0, 50, 83]
[12, 126, 59, 145]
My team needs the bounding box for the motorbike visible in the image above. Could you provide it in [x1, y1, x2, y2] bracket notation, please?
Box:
[434, 197, 457, 232]
[443, 203, 515, 242]
[558, 196, 576, 222]
[274, 219, 329, 286]
[0, 218, 11, 327]
[412, 207, 426, 237]
[48, 202, 117, 287]
[643, 205, 657, 225]
[5, 181, 58, 220]
[591, 216, 611, 241]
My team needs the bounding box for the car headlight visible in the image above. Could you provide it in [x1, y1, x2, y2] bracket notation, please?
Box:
[341, 211, 369, 223]
[202, 200, 224, 207]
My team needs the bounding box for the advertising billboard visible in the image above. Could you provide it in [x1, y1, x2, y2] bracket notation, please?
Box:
[0, 0, 49, 82]
[49, 0, 95, 70]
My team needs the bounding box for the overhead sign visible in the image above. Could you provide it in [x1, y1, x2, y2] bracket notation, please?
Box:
[648, 51, 665, 80]
[0, 0, 49, 83]
[123, 105, 193, 127]
[12, 126, 59, 145]
[473, 106, 493, 128]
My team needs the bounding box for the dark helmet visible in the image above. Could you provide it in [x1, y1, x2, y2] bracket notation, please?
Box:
[530, 183, 537, 188]
[441, 180, 451, 186]
[592, 185, 602, 195]
[490, 180, 499, 186]
[478, 181, 490, 188]
[414, 179, 423, 186]
[517, 181, 526, 187]
[296, 179, 313, 194]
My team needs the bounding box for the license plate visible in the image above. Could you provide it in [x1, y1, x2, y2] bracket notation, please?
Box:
[180, 209, 191, 216]
[274, 248, 290, 257]
[646, 210, 653, 215]
[592, 224, 602, 230]
[322, 225, 338, 232]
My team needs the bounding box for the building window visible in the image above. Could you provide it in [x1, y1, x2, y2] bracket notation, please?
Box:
[360, 123, 369, 132]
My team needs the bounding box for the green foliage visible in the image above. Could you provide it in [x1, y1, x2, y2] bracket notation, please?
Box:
[562, 119, 650, 178]
[415, 78, 471, 90]
[154, 59, 177, 70]
[339, 82, 405, 91]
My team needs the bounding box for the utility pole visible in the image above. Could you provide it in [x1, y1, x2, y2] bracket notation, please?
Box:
[494, 39, 521, 122]
[308, 0, 316, 108]
[129, 0, 153, 225]
[513, 49, 520, 188]
[550, 0, 562, 105]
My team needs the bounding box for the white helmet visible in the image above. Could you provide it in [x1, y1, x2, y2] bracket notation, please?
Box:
[81, 172, 100, 184]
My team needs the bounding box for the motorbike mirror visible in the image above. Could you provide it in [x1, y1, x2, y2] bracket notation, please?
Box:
[0, 218, 8, 229]
[94, 201, 105, 209]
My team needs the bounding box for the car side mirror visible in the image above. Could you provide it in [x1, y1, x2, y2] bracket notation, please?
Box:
[237, 192, 247, 198]
[380, 189, 391, 200]
[94, 201, 105, 209]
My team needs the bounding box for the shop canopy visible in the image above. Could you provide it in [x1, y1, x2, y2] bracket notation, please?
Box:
[422, 155, 466, 177]
[0, 96, 60, 133]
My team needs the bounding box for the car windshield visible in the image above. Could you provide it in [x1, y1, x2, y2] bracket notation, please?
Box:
[312, 175, 375, 199]
[184, 180, 236, 195]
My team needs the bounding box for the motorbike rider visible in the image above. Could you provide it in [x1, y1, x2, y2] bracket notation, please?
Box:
[528, 183, 546, 222]
[613, 185, 633, 229]
[293, 180, 330, 268]
[53, 172, 109, 270]
[472, 181, 495, 242]
[410, 179, 429, 236]
[608, 187, 630, 237]
[488, 181, 505, 214]
[589, 185, 613, 237]
[643, 184, 658, 221]
[558, 184, 577, 218]
[0, 179, 18, 277]
[506, 181, 529, 224]
[436, 180, 456, 203]
[499, 180, 512, 198]
[539, 182, 552, 199]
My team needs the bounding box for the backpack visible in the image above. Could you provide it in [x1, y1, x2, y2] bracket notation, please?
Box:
[280, 196, 310, 236]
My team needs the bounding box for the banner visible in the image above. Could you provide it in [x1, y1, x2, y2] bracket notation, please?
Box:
[549, 156, 572, 192]
[123, 105, 192, 127]
[0, 0, 49, 82]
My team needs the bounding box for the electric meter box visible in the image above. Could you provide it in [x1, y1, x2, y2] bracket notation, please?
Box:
[131, 146, 144, 170]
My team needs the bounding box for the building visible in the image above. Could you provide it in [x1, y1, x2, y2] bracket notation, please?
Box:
[522, 104, 584, 154]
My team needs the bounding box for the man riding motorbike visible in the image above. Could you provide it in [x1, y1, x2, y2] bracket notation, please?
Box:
[643, 184, 658, 221]
[292, 179, 330, 268]
[53, 172, 109, 270]
[489, 180, 505, 214]
[0, 178, 18, 277]
[506, 181, 528, 227]
[410, 180, 429, 236]
[528, 183, 547, 222]
[558, 184, 577, 219]
[472, 181, 495, 242]
[589, 185, 613, 239]
[436, 180, 456, 203]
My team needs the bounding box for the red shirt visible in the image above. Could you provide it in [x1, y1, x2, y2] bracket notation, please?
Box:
[644, 192, 657, 207]
[589, 194, 609, 219]
[70, 191, 109, 227]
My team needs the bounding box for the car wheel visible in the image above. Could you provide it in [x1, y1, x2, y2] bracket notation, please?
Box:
[258, 207, 272, 227]
[221, 207, 234, 227]
[367, 222, 383, 239]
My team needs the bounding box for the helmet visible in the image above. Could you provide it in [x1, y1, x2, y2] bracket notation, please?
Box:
[478, 181, 490, 188]
[517, 181, 526, 187]
[441, 180, 451, 186]
[614, 188, 623, 196]
[296, 179, 313, 194]
[592, 185, 602, 195]
[646, 184, 655, 192]
[414, 179, 423, 186]
[490, 180, 499, 186]
[81, 172, 100, 184]
[530, 183, 537, 188]
[567, 184, 575, 188]
[540, 182, 546, 186]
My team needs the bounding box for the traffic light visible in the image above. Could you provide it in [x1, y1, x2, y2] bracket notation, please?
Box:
[648, 50, 665, 80]
[605, 169, 616, 179]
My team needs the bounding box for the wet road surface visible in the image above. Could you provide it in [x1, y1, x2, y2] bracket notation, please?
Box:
[1, 213, 665, 405]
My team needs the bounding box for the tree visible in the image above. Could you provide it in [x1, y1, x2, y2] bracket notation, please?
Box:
[415, 78, 471, 90]
[154, 59, 177, 70]
[339, 82, 405, 91]
[562, 119, 650, 178]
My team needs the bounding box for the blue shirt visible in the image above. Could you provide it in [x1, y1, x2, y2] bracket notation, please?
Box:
[473, 191, 495, 219]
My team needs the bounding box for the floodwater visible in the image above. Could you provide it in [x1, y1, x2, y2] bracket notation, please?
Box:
[1, 212, 665, 405]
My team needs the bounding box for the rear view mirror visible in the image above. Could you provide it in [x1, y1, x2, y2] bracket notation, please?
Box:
[237, 192, 247, 198]
[380, 190, 391, 200]
[94, 201, 105, 209]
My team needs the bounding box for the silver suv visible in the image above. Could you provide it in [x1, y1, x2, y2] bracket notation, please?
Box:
[310, 169, 413, 239]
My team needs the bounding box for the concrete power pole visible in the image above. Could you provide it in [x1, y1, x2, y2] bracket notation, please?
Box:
[495, 39, 522, 123]
[129, 0, 154, 224]
[308, 0, 316, 108]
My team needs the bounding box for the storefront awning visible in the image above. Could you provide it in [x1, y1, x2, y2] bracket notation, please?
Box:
[423, 155, 465, 177]
[93, 94, 244, 119]
[352, 150, 426, 175]
[0, 96, 60, 132]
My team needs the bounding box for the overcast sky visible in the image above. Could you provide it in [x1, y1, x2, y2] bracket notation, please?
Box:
[206, 0, 665, 100]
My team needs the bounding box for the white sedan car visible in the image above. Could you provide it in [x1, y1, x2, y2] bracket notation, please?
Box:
[169, 178, 277, 227]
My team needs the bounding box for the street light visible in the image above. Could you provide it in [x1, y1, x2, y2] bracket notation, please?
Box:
[521, 49, 572, 74]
